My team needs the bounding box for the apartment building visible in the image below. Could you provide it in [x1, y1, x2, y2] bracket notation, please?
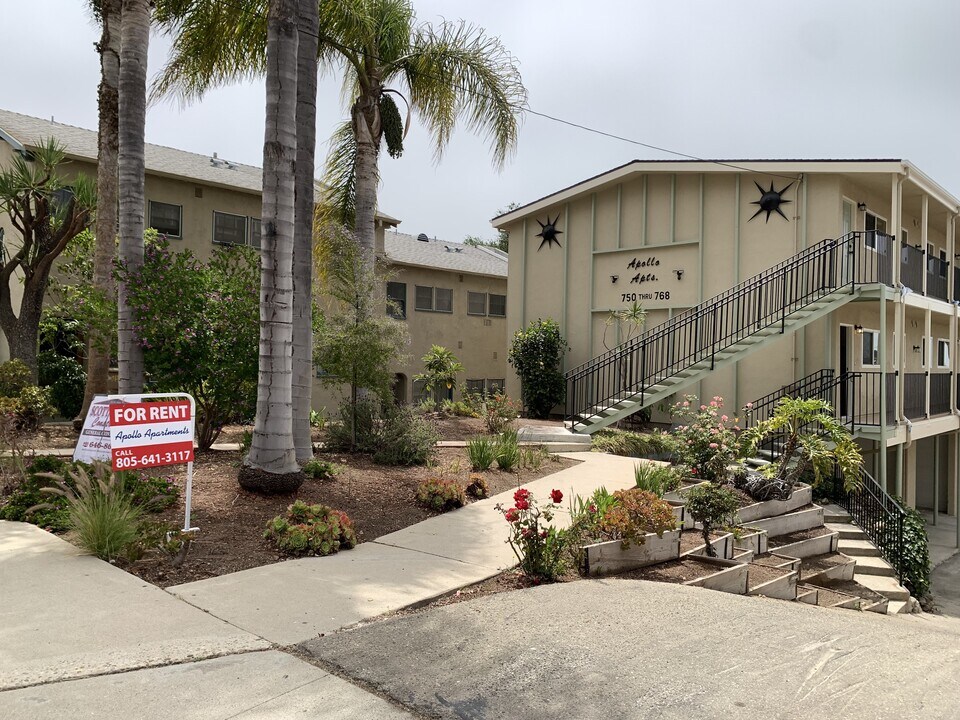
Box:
[494, 159, 960, 546]
[0, 108, 506, 411]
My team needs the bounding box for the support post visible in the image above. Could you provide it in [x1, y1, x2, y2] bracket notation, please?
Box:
[879, 292, 888, 489]
[934, 435, 940, 526]
[896, 441, 903, 497]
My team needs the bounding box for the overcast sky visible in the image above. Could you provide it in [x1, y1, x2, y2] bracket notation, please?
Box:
[4, 1, 959, 242]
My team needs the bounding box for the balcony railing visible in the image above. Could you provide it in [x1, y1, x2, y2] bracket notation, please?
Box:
[900, 245, 925, 293]
[927, 255, 949, 301]
[903, 372, 927, 420]
[930, 372, 952, 416]
[837, 371, 896, 427]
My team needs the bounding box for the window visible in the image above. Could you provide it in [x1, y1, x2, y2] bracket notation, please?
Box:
[487, 378, 505, 393]
[386, 282, 407, 319]
[465, 379, 485, 394]
[467, 292, 487, 316]
[149, 201, 182, 238]
[861, 330, 880, 367]
[938, 339, 951, 368]
[414, 285, 453, 313]
[213, 211, 247, 245]
[249, 218, 261, 248]
[467, 291, 505, 317]
[864, 212, 887, 250]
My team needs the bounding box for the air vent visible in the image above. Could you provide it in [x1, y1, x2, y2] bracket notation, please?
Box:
[417, 233, 429, 242]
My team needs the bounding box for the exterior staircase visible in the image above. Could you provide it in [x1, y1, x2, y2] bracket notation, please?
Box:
[566, 231, 893, 434]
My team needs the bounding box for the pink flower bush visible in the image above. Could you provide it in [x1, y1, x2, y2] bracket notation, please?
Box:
[671, 394, 741, 482]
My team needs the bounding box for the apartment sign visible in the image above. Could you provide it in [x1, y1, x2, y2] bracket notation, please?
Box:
[109, 399, 195, 471]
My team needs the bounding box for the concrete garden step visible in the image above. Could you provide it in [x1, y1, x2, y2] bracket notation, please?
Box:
[886, 599, 914, 614]
[736, 484, 813, 524]
[837, 538, 881, 557]
[851, 555, 897, 578]
[767, 527, 839, 559]
[853, 572, 910, 601]
[749, 505, 824, 538]
[799, 552, 856, 584]
[824, 522, 865, 540]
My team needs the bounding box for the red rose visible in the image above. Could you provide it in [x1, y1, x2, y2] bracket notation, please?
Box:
[550, 489, 563, 503]
[513, 488, 530, 503]
[515, 498, 529, 510]
[505, 508, 519, 523]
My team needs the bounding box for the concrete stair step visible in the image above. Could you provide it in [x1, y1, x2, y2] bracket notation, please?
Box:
[824, 522, 865, 540]
[837, 538, 881, 557]
[854, 572, 911, 602]
[820, 504, 852, 524]
[851, 555, 897, 578]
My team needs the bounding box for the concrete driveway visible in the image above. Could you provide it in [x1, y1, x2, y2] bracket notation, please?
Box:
[931, 550, 960, 617]
[303, 579, 960, 720]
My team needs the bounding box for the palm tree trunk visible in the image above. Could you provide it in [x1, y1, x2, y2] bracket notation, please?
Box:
[77, 0, 121, 427]
[242, 0, 300, 482]
[351, 88, 380, 263]
[117, 0, 149, 395]
[291, 0, 318, 462]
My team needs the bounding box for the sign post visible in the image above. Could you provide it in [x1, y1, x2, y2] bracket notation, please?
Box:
[107, 393, 198, 534]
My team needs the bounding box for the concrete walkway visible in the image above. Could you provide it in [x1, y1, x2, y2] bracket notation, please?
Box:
[0, 450, 638, 717]
[168, 451, 638, 645]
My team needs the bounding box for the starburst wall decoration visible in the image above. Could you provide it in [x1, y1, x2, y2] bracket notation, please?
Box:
[750, 181, 795, 222]
[536, 215, 563, 250]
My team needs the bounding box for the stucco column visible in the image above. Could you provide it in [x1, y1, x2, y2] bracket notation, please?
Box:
[921, 194, 929, 296]
[891, 173, 902, 286]
[925, 307, 932, 417]
[949, 431, 958, 516]
[879, 293, 888, 488]
[904, 441, 917, 508]
[895, 441, 904, 497]
[934, 435, 940, 525]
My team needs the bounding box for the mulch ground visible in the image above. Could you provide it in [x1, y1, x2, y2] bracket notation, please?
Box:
[621, 557, 724, 584]
[747, 563, 791, 590]
[9, 415, 579, 588]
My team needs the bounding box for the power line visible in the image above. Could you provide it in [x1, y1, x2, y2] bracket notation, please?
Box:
[161, 0, 800, 182]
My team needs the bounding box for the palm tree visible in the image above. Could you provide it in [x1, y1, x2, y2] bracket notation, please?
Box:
[117, 0, 150, 395]
[76, 0, 121, 427]
[292, 1, 319, 462]
[238, 0, 302, 491]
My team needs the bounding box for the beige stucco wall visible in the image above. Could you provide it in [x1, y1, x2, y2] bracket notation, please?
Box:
[502, 167, 960, 412]
[312, 263, 508, 414]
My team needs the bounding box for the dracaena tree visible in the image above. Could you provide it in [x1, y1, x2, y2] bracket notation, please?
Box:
[0, 140, 95, 379]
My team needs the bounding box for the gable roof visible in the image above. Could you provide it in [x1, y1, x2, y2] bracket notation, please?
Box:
[385, 231, 507, 278]
[0, 108, 401, 225]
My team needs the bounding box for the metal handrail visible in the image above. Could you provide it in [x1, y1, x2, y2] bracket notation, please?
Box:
[566, 231, 893, 426]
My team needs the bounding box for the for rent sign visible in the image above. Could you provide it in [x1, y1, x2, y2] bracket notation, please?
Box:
[109, 400, 195, 471]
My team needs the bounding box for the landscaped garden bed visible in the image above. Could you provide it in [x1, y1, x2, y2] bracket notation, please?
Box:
[679, 529, 733, 559]
[581, 530, 681, 576]
[766, 525, 838, 558]
[624, 556, 748, 593]
[746, 563, 797, 600]
[799, 552, 856, 584]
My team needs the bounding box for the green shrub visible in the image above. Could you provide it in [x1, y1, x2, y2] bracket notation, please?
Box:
[466, 473, 489, 499]
[0, 360, 31, 398]
[309, 408, 327, 430]
[116, 471, 180, 511]
[888, 502, 931, 599]
[239, 428, 253, 456]
[38, 351, 85, 418]
[467, 436, 496, 471]
[416, 477, 466, 512]
[508, 319, 566, 419]
[34, 464, 143, 561]
[0, 385, 57, 431]
[441, 399, 477, 417]
[684, 483, 740, 557]
[633, 462, 681, 497]
[302, 458, 339, 480]
[327, 398, 383, 454]
[263, 500, 357, 557]
[494, 429, 521, 471]
[591, 429, 678, 459]
[373, 407, 439, 466]
[466, 391, 520, 434]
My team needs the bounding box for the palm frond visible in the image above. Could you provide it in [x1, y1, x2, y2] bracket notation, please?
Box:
[317, 122, 359, 229]
[151, 0, 269, 103]
[401, 20, 526, 169]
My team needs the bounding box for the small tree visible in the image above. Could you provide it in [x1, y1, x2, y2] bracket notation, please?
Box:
[602, 301, 646, 350]
[414, 345, 464, 410]
[314, 224, 409, 448]
[684, 483, 740, 558]
[0, 139, 94, 378]
[508, 318, 566, 419]
[740, 397, 863, 492]
[118, 237, 260, 449]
